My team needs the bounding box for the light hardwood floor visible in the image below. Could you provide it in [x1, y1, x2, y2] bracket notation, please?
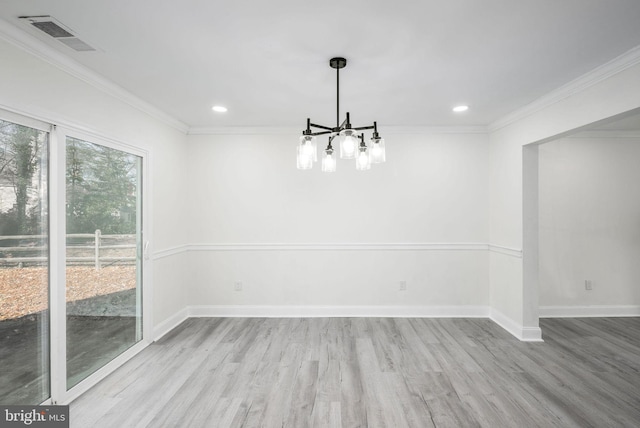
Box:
[70, 317, 640, 427]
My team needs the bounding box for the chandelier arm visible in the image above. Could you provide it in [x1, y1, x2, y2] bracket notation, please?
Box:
[309, 123, 334, 131]
[353, 125, 375, 131]
[309, 130, 333, 136]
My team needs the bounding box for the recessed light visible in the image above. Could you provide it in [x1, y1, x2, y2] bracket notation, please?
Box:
[212, 105, 228, 113]
[452, 105, 469, 113]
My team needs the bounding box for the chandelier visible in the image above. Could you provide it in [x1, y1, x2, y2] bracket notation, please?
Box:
[297, 57, 385, 172]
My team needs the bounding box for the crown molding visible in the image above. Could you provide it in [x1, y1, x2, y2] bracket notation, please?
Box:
[565, 129, 640, 139]
[367, 126, 488, 135]
[188, 126, 300, 136]
[187, 125, 488, 136]
[0, 18, 189, 134]
[489, 45, 640, 133]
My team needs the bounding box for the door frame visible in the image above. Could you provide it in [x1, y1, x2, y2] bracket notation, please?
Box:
[51, 125, 152, 404]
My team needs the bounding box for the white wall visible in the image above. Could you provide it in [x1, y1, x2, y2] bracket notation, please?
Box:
[186, 131, 490, 313]
[539, 134, 640, 311]
[0, 31, 189, 328]
[489, 53, 640, 338]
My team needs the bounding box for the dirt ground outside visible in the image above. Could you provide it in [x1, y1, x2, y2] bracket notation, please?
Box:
[0, 266, 136, 321]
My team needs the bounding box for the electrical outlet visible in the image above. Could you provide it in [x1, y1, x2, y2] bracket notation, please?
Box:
[234, 281, 243, 291]
[585, 280, 593, 291]
[399, 280, 407, 291]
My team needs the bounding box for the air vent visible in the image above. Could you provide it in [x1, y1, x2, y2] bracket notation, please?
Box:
[19, 15, 96, 52]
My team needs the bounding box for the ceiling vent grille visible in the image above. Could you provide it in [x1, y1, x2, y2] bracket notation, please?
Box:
[19, 15, 96, 52]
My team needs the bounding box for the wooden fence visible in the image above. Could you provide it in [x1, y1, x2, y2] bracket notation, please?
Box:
[0, 230, 136, 270]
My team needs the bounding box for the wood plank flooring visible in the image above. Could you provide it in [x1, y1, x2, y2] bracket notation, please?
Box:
[69, 317, 640, 427]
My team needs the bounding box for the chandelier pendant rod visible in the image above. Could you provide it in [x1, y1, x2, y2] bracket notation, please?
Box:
[336, 62, 340, 128]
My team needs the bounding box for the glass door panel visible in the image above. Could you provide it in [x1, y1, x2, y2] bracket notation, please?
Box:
[0, 118, 49, 404]
[65, 137, 142, 389]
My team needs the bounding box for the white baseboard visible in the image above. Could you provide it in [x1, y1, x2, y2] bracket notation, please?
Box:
[153, 305, 546, 343]
[520, 326, 544, 341]
[490, 308, 543, 342]
[539, 305, 640, 318]
[153, 307, 189, 341]
[187, 305, 491, 318]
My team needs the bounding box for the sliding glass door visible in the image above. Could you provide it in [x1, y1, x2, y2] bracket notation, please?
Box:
[65, 136, 143, 389]
[0, 117, 50, 404]
[0, 109, 146, 404]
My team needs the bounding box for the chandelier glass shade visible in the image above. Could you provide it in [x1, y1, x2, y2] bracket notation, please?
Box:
[296, 134, 317, 169]
[321, 146, 336, 172]
[297, 57, 385, 171]
[355, 135, 371, 171]
[369, 137, 386, 164]
[339, 128, 359, 159]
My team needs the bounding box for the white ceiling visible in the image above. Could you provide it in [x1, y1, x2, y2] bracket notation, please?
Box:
[2, 0, 640, 130]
